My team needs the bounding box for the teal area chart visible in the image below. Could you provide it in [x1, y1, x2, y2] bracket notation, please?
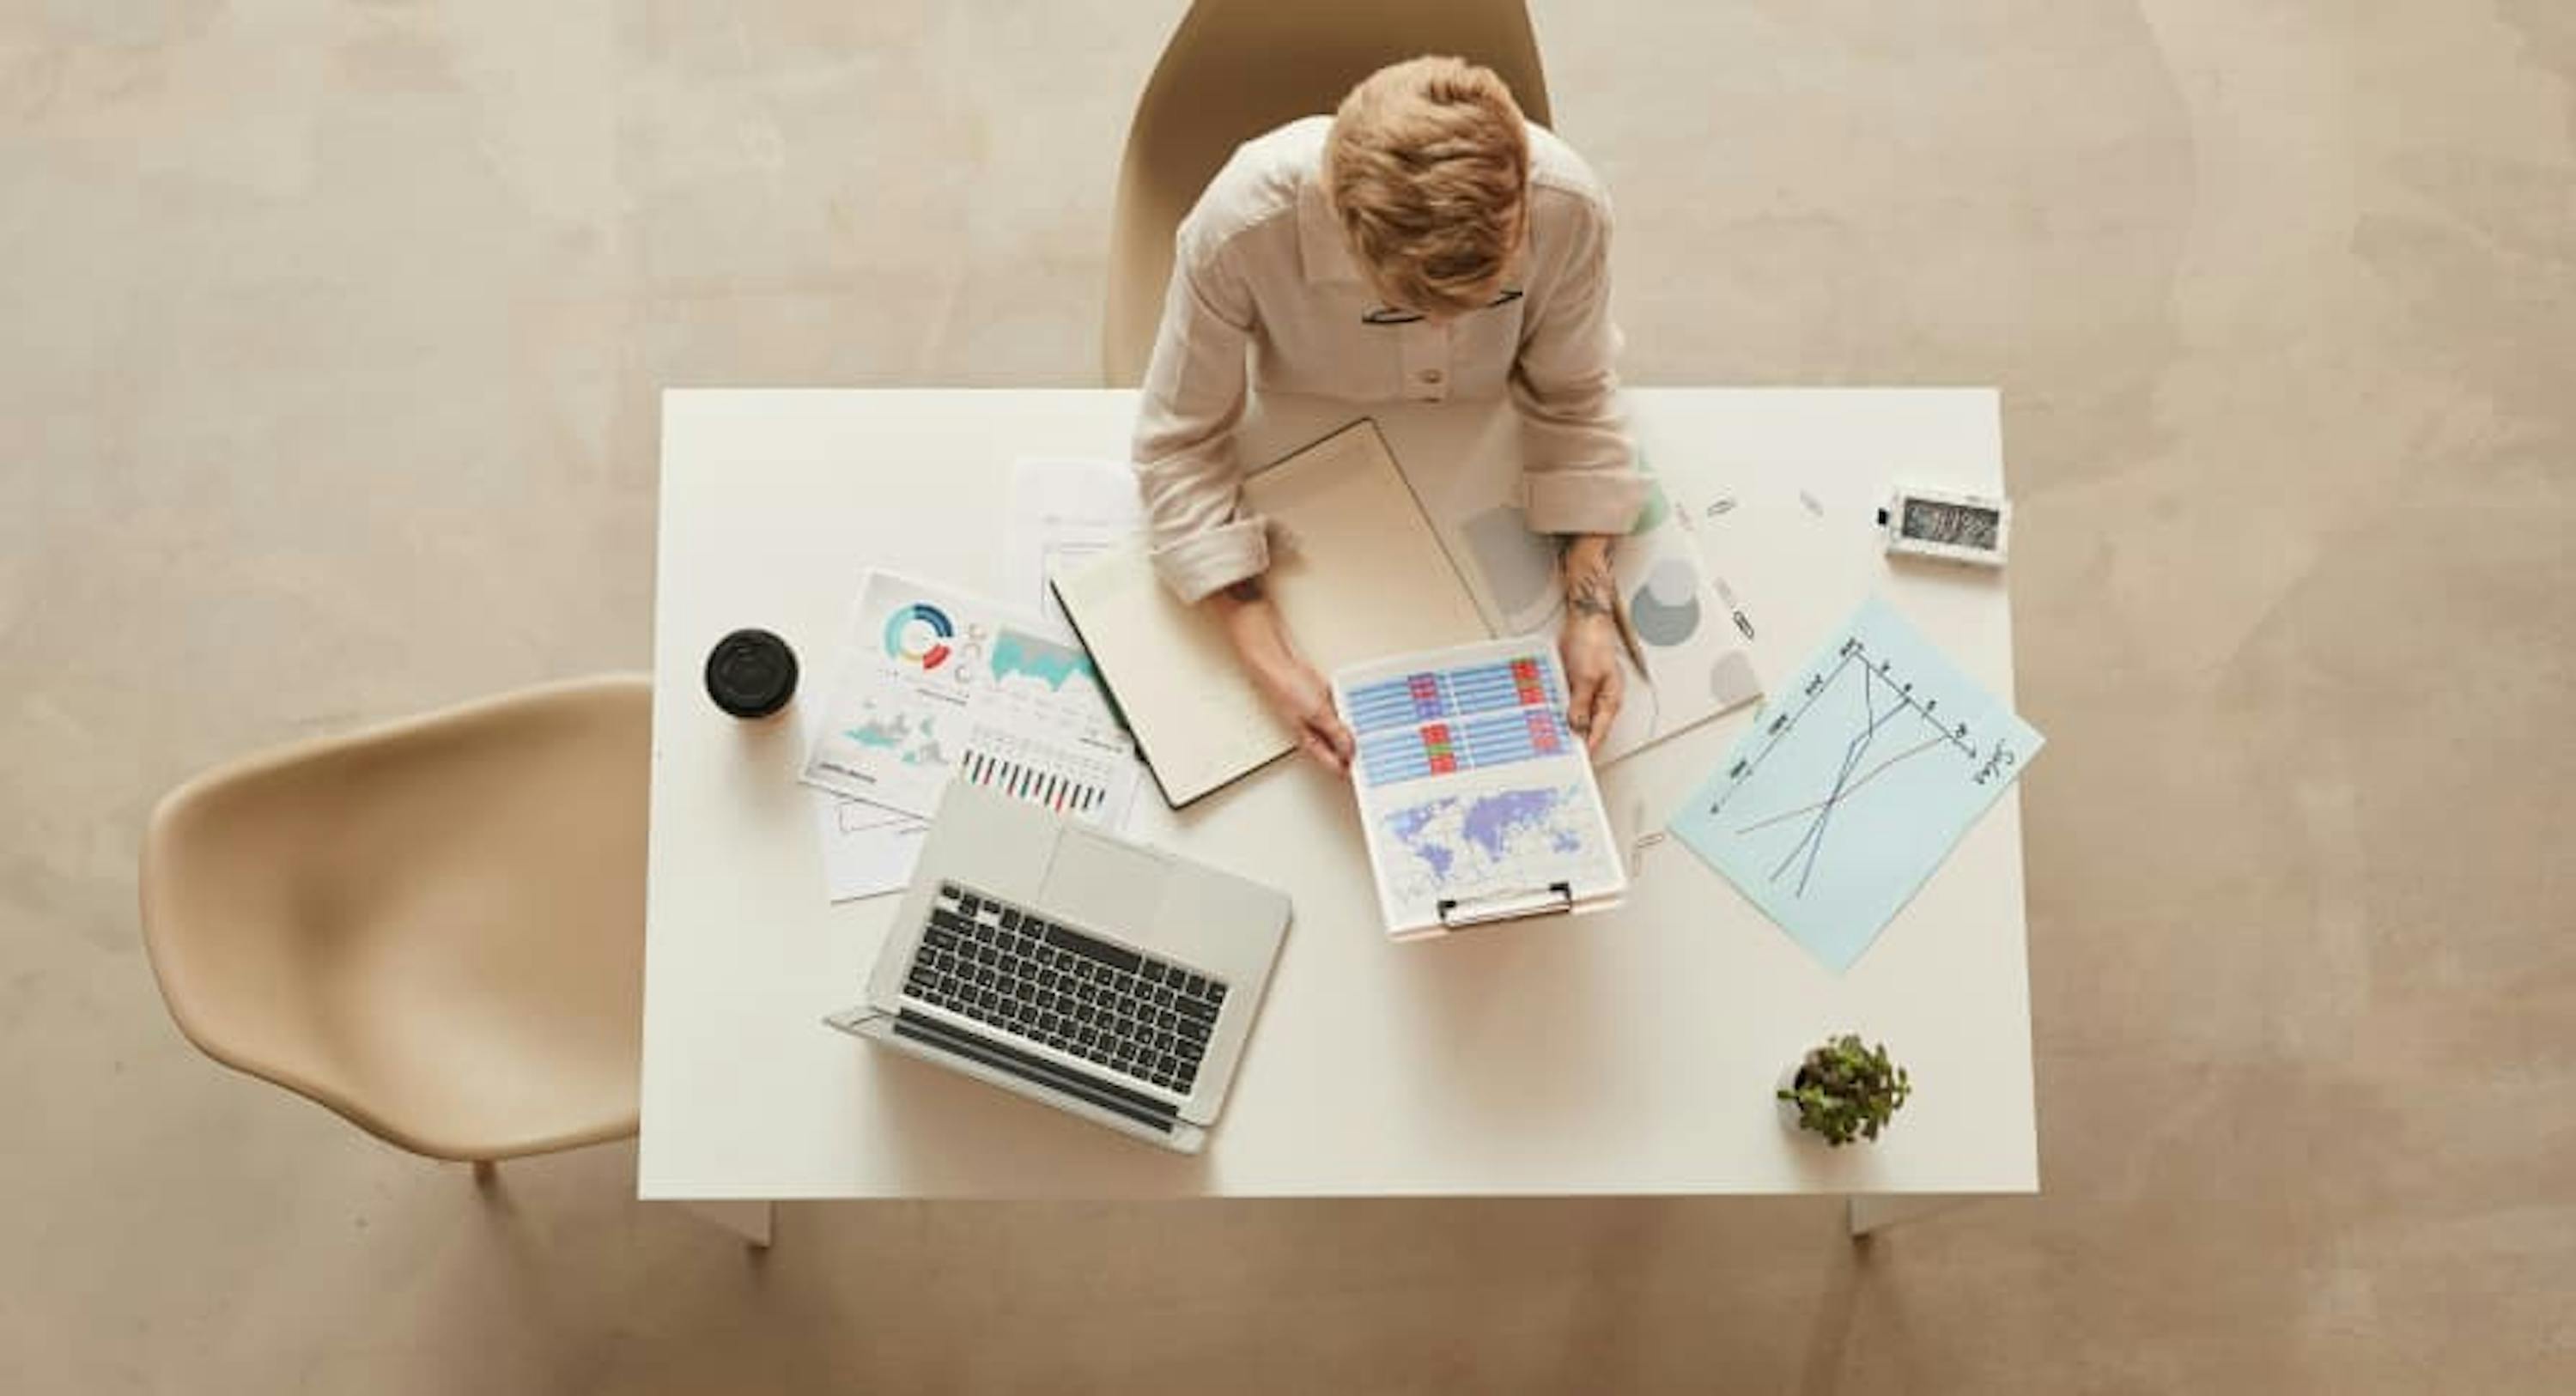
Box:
[1669, 595, 2042, 972]
[988, 628, 1097, 691]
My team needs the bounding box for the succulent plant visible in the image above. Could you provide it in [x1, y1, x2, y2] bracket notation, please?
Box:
[1779, 1035, 1911, 1147]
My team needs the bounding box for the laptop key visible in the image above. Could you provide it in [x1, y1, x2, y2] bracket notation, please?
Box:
[1175, 997, 1215, 1023]
[1038, 920, 1141, 975]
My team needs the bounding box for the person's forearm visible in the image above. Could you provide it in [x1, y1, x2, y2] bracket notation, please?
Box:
[1560, 535, 1616, 619]
[1206, 577, 1286, 657]
[1561, 534, 1648, 674]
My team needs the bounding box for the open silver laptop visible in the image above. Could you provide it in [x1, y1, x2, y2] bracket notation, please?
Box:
[827, 780, 1291, 1154]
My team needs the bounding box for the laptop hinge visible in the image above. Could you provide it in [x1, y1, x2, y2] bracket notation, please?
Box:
[890, 1008, 1181, 1133]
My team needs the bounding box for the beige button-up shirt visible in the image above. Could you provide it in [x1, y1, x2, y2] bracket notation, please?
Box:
[1133, 117, 1646, 603]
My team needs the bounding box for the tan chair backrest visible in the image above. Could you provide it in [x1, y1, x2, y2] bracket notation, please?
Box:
[1102, 0, 1553, 386]
[139, 677, 652, 1161]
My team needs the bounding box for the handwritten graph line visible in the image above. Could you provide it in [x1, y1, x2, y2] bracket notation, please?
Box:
[1709, 637, 1980, 823]
[1708, 652, 1856, 819]
[1730, 730, 1953, 836]
[1771, 665, 1905, 892]
[1751, 656, 1984, 897]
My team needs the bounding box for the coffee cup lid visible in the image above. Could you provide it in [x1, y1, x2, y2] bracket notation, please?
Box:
[705, 628, 798, 718]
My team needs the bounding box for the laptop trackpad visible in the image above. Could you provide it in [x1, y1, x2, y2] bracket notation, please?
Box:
[1042, 831, 1170, 934]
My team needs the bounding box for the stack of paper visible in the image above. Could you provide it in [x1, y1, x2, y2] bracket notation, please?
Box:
[802, 569, 1144, 901]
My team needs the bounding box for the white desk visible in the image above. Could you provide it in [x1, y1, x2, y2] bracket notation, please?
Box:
[642, 389, 2035, 1237]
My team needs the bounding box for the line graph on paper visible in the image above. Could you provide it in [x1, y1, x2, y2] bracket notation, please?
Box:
[1670, 595, 2043, 972]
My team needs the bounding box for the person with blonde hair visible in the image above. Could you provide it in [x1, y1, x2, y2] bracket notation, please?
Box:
[1133, 56, 1643, 772]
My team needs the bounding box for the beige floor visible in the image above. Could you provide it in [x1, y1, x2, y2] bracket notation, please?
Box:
[4, 1, 2572, 1391]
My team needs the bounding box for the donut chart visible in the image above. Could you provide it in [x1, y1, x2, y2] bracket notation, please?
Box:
[881, 602, 955, 671]
[1630, 556, 1704, 647]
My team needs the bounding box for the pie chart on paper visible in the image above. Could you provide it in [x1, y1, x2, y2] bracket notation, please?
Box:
[882, 603, 955, 671]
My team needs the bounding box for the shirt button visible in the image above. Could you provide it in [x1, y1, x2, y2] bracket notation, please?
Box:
[1419, 369, 1443, 385]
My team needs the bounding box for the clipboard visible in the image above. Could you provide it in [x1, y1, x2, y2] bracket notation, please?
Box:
[1332, 635, 1628, 939]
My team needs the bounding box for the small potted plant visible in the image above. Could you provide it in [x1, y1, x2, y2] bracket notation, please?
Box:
[1778, 1035, 1912, 1147]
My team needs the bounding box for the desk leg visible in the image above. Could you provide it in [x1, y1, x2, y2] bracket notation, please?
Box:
[683, 1199, 775, 1248]
[1847, 1193, 1975, 1238]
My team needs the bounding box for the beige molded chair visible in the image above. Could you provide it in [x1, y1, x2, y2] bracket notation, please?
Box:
[140, 677, 651, 1165]
[1102, 0, 1553, 385]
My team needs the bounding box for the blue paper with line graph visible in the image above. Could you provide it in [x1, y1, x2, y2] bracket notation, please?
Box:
[1669, 595, 2042, 972]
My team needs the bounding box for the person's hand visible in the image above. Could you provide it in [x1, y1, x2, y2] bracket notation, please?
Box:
[1559, 535, 1627, 755]
[1209, 581, 1357, 774]
[1560, 610, 1625, 754]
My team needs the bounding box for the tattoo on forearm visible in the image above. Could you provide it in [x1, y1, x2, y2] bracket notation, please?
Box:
[1564, 560, 1616, 619]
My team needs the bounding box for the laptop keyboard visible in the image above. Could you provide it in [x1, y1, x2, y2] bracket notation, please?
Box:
[905, 883, 1230, 1096]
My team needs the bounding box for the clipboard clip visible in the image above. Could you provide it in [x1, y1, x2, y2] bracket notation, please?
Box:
[1436, 881, 1576, 930]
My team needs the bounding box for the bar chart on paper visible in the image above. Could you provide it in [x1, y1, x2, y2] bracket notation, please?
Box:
[1348, 657, 1575, 787]
[1669, 595, 2042, 972]
[957, 732, 1128, 817]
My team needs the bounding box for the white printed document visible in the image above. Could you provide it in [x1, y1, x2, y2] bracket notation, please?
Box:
[803, 572, 1143, 828]
[1333, 635, 1627, 938]
[1002, 458, 1145, 635]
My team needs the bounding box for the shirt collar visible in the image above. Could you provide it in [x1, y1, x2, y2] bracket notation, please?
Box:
[1296, 173, 1364, 287]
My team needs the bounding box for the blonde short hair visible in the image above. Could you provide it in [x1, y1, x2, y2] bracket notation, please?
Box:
[1325, 57, 1531, 317]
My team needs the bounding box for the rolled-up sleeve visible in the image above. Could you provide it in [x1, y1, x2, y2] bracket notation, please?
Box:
[1133, 224, 1267, 604]
[1511, 193, 1647, 537]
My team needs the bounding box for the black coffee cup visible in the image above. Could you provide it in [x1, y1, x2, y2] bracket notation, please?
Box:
[705, 628, 799, 719]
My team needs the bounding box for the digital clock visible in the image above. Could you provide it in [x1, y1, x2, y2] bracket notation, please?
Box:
[1879, 486, 2010, 567]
